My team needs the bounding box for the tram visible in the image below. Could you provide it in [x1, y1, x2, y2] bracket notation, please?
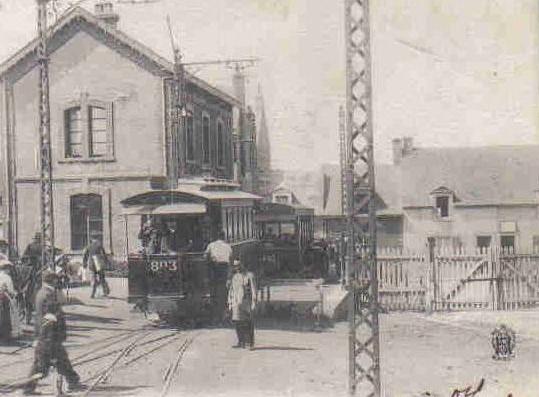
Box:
[255, 202, 327, 279]
[121, 178, 261, 323]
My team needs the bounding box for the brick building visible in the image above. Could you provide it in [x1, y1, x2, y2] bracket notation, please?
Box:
[0, 5, 241, 258]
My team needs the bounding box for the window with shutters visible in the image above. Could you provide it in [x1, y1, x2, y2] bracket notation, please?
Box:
[62, 99, 114, 161]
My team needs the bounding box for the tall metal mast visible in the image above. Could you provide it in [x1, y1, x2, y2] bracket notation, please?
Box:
[37, 0, 55, 271]
[345, 0, 380, 395]
[166, 15, 182, 187]
[339, 105, 347, 217]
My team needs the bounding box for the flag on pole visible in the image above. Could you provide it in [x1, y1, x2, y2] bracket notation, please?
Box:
[323, 174, 331, 211]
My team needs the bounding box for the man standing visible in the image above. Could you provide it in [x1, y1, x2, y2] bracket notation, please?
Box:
[205, 231, 233, 324]
[0, 259, 21, 341]
[82, 234, 110, 299]
[24, 271, 84, 395]
[227, 259, 257, 349]
[22, 233, 43, 270]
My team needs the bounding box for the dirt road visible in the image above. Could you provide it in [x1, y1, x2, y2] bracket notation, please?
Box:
[0, 279, 537, 396]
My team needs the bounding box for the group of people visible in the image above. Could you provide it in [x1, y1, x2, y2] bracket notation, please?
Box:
[205, 231, 258, 350]
[0, 253, 84, 394]
[0, 232, 113, 394]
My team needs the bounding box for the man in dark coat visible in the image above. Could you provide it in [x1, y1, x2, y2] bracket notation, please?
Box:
[24, 271, 83, 395]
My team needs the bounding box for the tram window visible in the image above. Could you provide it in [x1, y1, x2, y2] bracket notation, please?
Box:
[281, 223, 295, 235]
[236, 208, 241, 240]
[241, 208, 246, 239]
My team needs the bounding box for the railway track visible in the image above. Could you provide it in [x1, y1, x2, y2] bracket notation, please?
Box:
[160, 334, 197, 397]
[0, 327, 143, 372]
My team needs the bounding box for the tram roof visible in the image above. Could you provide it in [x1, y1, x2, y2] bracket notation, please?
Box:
[120, 187, 261, 208]
[121, 202, 207, 216]
[256, 202, 315, 217]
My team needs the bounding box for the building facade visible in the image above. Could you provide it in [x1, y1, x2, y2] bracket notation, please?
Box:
[388, 139, 539, 252]
[0, 5, 238, 258]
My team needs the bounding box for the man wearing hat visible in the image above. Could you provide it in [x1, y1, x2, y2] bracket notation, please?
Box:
[82, 233, 110, 299]
[227, 259, 257, 349]
[24, 271, 83, 395]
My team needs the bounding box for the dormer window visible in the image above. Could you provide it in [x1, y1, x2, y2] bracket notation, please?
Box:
[430, 186, 457, 219]
[436, 196, 449, 218]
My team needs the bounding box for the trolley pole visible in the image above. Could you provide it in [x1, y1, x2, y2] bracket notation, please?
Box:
[37, 0, 56, 271]
[345, 0, 380, 395]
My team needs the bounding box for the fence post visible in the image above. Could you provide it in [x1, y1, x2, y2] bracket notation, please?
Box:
[428, 238, 436, 312]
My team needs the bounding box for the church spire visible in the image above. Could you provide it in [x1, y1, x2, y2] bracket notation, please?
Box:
[255, 84, 271, 173]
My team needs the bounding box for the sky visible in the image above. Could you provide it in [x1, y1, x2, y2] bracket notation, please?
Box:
[0, 0, 538, 170]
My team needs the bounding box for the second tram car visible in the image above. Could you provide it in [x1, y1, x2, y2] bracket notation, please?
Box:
[121, 179, 261, 323]
[255, 202, 327, 279]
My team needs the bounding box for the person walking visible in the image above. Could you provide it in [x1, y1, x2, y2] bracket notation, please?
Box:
[82, 235, 110, 299]
[227, 259, 257, 349]
[205, 231, 233, 324]
[23, 271, 84, 395]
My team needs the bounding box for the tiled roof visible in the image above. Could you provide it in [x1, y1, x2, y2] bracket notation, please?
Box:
[399, 145, 539, 207]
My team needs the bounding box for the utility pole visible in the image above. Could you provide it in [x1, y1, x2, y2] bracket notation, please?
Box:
[345, 0, 380, 396]
[167, 15, 259, 186]
[166, 15, 183, 188]
[36, 0, 55, 271]
[339, 105, 348, 286]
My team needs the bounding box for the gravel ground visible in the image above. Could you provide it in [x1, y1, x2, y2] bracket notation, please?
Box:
[0, 279, 537, 397]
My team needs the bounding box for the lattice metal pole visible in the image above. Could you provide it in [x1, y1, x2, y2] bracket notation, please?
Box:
[37, 0, 56, 271]
[339, 105, 348, 286]
[345, 0, 380, 395]
[339, 105, 347, 216]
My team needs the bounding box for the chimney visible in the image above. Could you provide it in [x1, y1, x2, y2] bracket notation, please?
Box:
[402, 137, 414, 155]
[232, 66, 246, 108]
[95, 2, 119, 29]
[392, 138, 403, 165]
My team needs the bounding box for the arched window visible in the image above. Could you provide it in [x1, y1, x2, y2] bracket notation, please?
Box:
[70, 194, 103, 250]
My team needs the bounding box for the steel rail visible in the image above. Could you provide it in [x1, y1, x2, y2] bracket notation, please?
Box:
[160, 335, 196, 397]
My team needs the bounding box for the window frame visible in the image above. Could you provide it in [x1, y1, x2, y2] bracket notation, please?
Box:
[476, 235, 492, 249]
[70, 193, 103, 251]
[217, 118, 225, 168]
[61, 97, 115, 162]
[435, 195, 450, 218]
[64, 105, 84, 159]
[202, 112, 211, 165]
[185, 112, 195, 162]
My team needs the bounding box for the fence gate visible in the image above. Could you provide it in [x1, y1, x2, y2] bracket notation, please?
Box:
[433, 250, 495, 310]
[378, 247, 539, 312]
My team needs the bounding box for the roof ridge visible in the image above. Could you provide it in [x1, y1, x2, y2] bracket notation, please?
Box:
[412, 143, 539, 151]
[0, 6, 239, 106]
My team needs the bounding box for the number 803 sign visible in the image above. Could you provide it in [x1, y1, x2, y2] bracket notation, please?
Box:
[147, 260, 178, 273]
